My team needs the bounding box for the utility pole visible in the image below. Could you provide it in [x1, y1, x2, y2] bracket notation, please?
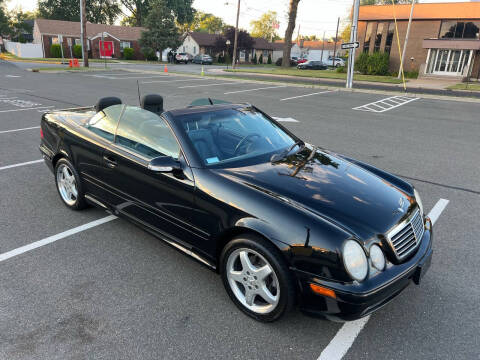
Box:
[398, 0, 415, 79]
[346, 0, 360, 89]
[321, 31, 325, 62]
[80, 0, 88, 67]
[232, 0, 241, 69]
[333, 17, 340, 67]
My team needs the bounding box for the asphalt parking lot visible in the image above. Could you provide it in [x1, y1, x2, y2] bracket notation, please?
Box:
[1, 60, 479, 360]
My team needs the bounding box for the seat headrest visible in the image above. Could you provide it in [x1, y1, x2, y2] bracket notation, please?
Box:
[141, 94, 164, 114]
[95, 97, 122, 113]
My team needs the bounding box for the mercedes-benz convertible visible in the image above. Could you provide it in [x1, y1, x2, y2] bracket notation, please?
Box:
[39, 95, 433, 322]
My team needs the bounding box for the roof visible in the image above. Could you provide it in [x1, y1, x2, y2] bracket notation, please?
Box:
[189, 32, 220, 47]
[252, 37, 273, 50]
[359, 2, 480, 21]
[34, 19, 144, 40]
[302, 40, 342, 51]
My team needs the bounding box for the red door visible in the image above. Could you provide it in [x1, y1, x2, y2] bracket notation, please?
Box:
[99, 41, 114, 57]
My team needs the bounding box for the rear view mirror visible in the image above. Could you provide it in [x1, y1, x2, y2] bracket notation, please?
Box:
[148, 156, 181, 173]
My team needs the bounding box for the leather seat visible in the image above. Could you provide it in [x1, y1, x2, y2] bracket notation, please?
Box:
[141, 94, 164, 114]
[95, 97, 122, 112]
[188, 129, 221, 162]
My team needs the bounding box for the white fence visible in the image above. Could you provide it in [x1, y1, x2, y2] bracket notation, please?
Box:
[4, 40, 43, 58]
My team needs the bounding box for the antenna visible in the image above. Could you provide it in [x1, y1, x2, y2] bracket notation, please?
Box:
[136, 80, 141, 105]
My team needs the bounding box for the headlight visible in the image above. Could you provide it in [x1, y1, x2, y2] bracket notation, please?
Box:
[414, 188, 423, 215]
[370, 244, 386, 271]
[342, 240, 368, 281]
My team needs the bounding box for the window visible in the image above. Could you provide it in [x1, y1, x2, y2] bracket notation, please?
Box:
[120, 41, 131, 50]
[363, 22, 374, 53]
[385, 22, 395, 55]
[374, 23, 384, 52]
[439, 20, 480, 39]
[463, 21, 480, 39]
[74, 38, 90, 50]
[180, 107, 296, 167]
[51, 36, 59, 45]
[439, 20, 456, 38]
[263, 50, 269, 57]
[115, 106, 180, 159]
[194, 46, 196, 54]
[86, 104, 124, 141]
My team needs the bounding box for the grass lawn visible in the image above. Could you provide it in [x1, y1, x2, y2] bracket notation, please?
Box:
[32, 66, 111, 72]
[225, 67, 404, 84]
[447, 83, 480, 91]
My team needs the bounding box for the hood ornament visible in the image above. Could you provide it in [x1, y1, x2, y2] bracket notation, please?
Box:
[393, 197, 405, 215]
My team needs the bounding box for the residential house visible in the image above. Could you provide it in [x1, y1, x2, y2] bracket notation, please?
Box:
[357, 2, 480, 80]
[33, 19, 144, 59]
[272, 41, 302, 62]
[301, 40, 346, 63]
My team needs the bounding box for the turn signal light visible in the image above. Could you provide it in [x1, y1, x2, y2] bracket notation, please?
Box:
[309, 283, 336, 299]
[40, 128, 44, 139]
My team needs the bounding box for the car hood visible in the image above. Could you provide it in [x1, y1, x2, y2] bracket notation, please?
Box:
[217, 146, 414, 240]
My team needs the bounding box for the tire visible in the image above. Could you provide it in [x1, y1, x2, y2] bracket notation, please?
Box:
[220, 234, 296, 322]
[54, 158, 87, 210]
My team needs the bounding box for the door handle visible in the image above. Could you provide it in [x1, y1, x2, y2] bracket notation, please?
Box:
[103, 155, 117, 168]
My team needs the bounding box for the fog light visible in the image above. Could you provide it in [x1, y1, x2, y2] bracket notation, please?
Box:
[370, 244, 386, 271]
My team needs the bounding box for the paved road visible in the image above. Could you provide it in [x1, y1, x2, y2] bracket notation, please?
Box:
[0, 60, 479, 360]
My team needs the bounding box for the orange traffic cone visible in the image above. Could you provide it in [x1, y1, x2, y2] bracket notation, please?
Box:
[69, 59, 73, 68]
[164, 64, 168, 73]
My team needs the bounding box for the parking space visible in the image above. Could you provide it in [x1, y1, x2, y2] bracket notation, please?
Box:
[0, 63, 478, 360]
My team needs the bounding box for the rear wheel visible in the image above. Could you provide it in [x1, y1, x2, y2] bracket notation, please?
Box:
[55, 158, 87, 210]
[220, 234, 296, 322]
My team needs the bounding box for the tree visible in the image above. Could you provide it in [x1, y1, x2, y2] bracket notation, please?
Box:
[120, 0, 194, 27]
[139, 0, 182, 61]
[181, 11, 225, 34]
[214, 26, 253, 59]
[8, 10, 36, 42]
[250, 11, 279, 41]
[0, 0, 11, 38]
[282, 0, 301, 67]
[38, 0, 121, 24]
[340, 24, 351, 43]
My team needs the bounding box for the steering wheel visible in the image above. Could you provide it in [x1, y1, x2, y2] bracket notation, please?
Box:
[234, 133, 261, 156]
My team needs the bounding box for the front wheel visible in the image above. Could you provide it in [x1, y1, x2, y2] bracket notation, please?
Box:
[54, 158, 87, 210]
[220, 234, 296, 322]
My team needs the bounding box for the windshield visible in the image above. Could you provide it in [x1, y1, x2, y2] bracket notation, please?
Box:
[179, 107, 296, 167]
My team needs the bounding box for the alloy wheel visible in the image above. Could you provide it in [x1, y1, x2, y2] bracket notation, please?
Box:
[226, 248, 280, 314]
[56, 164, 78, 206]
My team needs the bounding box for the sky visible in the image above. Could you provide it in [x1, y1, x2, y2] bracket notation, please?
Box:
[5, 0, 474, 38]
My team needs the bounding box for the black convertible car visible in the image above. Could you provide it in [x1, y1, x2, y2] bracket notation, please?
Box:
[39, 95, 433, 322]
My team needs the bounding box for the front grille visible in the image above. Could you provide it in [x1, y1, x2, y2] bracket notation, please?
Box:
[388, 210, 424, 260]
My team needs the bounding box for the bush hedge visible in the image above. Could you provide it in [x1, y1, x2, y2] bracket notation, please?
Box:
[355, 52, 390, 76]
[258, 53, 263, 64]
[123, 47, 134, 60]
[252, 53, 257, 64]
[141, 47, 157, 61]
[50, 44, 62, 58]
[267, 53, 272, 64]
[73, 44, 82, 58]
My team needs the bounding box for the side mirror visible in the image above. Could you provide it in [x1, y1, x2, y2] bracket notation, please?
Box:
[148, 156, 181, 173]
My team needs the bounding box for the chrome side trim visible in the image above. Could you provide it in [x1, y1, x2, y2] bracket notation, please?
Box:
[163, 238, 216, 269]
[84, 194, 108, 209]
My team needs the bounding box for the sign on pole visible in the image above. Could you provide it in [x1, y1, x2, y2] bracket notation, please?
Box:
[341, 42, 359, 50]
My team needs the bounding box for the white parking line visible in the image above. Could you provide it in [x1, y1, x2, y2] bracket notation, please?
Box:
[0, 106, 54, 113]
[280, 90, 335, 101]
[0, 159, 44, 171]
[224, 85, 287, 95]
[5, 75, 21, 78]
[0, 215, 117, 263]
[353, 96, 419, 113]
[178, 82, 240, 89]
[0, 126, 40, 134]
[317, 198, 449, 360]
[142, 78, 207, 84]
[428, 198, 450, 225]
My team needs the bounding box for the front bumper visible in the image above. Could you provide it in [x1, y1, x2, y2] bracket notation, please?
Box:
[296, 221, 433, 321]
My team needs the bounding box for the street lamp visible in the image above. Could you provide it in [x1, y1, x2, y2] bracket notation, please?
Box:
[226, 40, 231, 70]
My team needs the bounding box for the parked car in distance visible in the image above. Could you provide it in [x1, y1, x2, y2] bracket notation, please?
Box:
[328, 56, 346, 67]
[296, 58, 308, 64]
[40, 95, 432, 323]
[297, 60, 328, 70]
[275, 57, 297, 66]
[175, 53, 193, 64]
[193, 54, 213, 65]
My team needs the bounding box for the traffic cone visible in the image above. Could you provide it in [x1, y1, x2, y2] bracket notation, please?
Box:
[164, 64, 168, 73]
[201, 65, 204, 76]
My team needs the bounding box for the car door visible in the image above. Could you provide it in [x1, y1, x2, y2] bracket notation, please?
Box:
[75, 104, 125, 205]
[102, 106, 206, 248]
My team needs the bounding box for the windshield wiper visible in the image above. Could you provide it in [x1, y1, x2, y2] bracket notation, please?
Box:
[270, 140, 305, 163]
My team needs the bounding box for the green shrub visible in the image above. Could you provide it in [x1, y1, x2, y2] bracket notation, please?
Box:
[366, 52, 389, 75]
[355, 52, 369, 74]
[267, 53, 272, 64]
[404, 70, 419, 79]
[252, 53, 257, 64]
[258, 53, 263, 64]
[50, 44, 62, 58]
[336, 66, 346, 73]
[141, 47, 156, 61]
[73, 44, 82, 58]
[217, 54, 224, 63]
[123, 47, 134, 60]
[224, 53, 231, 65]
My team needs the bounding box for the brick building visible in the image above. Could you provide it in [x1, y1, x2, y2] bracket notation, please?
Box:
[33, 19, 144, 59]
[356, 2, 480, 80]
